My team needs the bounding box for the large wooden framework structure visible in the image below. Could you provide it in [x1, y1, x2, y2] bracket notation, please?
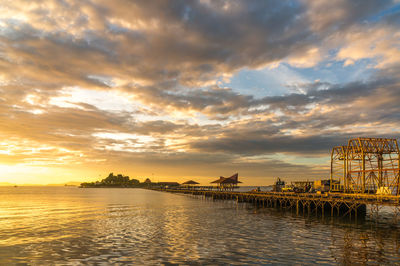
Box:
[330, 145, 347, 191]
[330, 138, 400, 195]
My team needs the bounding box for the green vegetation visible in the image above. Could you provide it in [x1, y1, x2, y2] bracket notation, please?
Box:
[80, 173, 141, 188]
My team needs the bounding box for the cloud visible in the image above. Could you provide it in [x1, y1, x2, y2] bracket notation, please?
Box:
[305, 0, 394, 32]
[336, 24, 400, 69]
[1, 0, 392, 89]
[0, 0, 399, 184]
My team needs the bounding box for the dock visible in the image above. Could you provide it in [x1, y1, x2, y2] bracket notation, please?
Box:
[153, 188, 400, 221]
[151, 137, 400, 222]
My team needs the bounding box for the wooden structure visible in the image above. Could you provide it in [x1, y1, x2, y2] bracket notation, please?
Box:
[331, 138, 400, 194]
[157, 182, 180, 188]
[181, 180, 199, 189]
[330, 146, 347, 191]
[210, 173, 241, 190]
[155, 188, 400, 221]
[152, 136, 400, 222]
[182, 180, 199, 185]
[291, 181, 313, 192]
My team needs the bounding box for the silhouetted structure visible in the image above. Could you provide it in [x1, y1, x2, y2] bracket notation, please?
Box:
[181, 180, 200, 190]
[211, 173, 241, 190]
[272, 177, 285, 192]
[182, 180, 199, 185]
[157, 182, 180, 188]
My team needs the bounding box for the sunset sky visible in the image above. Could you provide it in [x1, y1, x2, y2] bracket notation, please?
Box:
[1, 0, 400, 185]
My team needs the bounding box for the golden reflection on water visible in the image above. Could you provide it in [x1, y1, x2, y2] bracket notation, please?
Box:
[329, 227, 400, 264]
[0, 187, 399, 264]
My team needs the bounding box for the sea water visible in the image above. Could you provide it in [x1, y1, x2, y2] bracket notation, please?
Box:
[0, 187, 399, 264]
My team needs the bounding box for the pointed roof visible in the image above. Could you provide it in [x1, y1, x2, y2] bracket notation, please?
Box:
[182, 180, 199, 185]
[211, 173, 241, 184]
[210, 176, 225, 183]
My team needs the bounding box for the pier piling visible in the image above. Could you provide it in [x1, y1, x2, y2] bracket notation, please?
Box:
[153, 188, 400, 222]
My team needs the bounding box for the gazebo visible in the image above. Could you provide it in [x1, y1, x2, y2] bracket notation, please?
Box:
[211, 173, 241, 191]
[181, 180, 199, 190]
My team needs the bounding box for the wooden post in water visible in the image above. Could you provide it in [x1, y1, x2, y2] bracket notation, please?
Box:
[322, 202, 324, 218]
[353, 204, 357, 219]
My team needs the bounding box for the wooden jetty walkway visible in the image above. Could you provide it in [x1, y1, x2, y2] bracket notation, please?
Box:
[153, 188, 400, 220]
[150, 137, 400, 222]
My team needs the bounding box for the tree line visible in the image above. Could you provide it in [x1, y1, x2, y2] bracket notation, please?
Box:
[80, 173, 145, 188]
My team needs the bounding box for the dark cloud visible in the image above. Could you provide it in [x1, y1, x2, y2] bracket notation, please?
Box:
[0, 0, 399, 183]
[189, 132, 399, 156]
[1, 0, 393, 88]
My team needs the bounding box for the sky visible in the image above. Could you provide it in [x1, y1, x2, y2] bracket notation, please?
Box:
[1, 0, 400, 185]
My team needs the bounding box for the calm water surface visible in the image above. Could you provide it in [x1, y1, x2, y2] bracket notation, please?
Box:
[0, 187, 399, 265]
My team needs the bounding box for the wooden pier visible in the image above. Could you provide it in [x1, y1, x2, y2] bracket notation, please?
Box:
[154, 188, 400, 221]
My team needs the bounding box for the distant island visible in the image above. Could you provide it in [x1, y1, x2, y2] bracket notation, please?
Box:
[80, 173, 142, 188]
[80, 173, 182, 188]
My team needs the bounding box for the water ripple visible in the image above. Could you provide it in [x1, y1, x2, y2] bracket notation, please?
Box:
[0, 187, 399, 264]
